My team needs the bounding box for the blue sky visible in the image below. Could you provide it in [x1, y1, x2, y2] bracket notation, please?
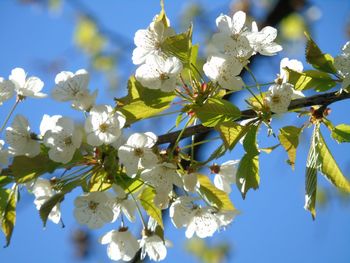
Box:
[1, 0, 350, 263]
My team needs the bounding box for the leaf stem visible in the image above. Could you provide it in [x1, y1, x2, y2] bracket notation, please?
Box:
[0, 98, 21, 134]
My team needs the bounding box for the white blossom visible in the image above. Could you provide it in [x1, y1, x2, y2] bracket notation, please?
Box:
[265, 83, 294, 114]
[0, 140, 10, 172]
[118, 132, 158, 177]
[43, 116, 82, 164]
[6, 115, 40, 157]
[169, 196, 196, 229]
[215, 210, 238, 228]
[85, 105, 126, 146]
[182, 172, 199, 192]
[30, 178, 61, 224]
[99, 229, 139, 262]
[51, 69, 97, 111]
[132, 20, 175, 65]
[213, 160, 239, 194]
[209, 11, 253, 59]
[185, 206, 220, 239]
[334, 41, 350, 90]
[39, 114, 61, 136]
[110, 185, 136, 222]
[74, 191, 114, 229]
[135, 56, 182, 92]
[140, 234, 168, 262]
[0, 77, 15, 105]
[141, 162, 182, 209]
[203, 56, 244, 91]
[247, 22, 282, 56]
[278, 57, 305, 98]
[9, 67, 46, 98]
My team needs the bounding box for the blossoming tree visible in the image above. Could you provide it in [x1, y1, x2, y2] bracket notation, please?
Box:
[1, 1, 350, 262]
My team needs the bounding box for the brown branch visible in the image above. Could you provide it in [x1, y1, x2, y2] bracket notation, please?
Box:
[156, 91, 350, 145]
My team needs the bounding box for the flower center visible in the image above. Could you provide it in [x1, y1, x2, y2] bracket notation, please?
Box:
[159, 73, 169, 81]
[272, 95, 281, 104]
[99, 123, 109, 133]
[88, 201, 99, 211]
[134, 148, 144, 157]
[64, 136, 72, 145]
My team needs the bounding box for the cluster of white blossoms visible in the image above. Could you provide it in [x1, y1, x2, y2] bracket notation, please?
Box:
[265, 57, 305, 114]
[203, 11, 282, 91]
[334, 41, 350, 90]
[133, 16, 183, 92]
[4, 7, 347, 263]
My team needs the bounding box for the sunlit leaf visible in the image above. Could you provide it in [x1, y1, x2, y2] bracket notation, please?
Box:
[1, 185, 18, 247]
[278, 126, 302, 169]
[88, 170, 113, 192]
[331, 124, 350, 143]
[115, 77, 176, 125]
[161, 25, 193, 67]
[236, 154, 259, 199]
[139, 187, 163, 228]
[197, 174, 235, 211]
[305, 32, 337, 74]
[216, 122, 249, 150]
[317, 131, 350, 193]
[286, 69, 336, 91]
[193, 98, 241, 127]
[304, 126, 319, 220]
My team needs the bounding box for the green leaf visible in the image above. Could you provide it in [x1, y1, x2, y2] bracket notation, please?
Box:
[242, 125, 259, 155]
[1, 185, 18, 247]
[236, 154, 259, 199]
[331, 124, 350, 143]
[11, 154, 60, 184]
[0, 188, 10, 218]
[139, 187, 163, 228]
[317, 131, 350, 193]
[39, 192, 64, 227]
[278, 126, 302, 169]
[305, 32, 337, 74]
[304, 126, 319, 220]
[88, 170, 113, 192]
[117, 173, 144, 194]
[161, 25, 193, 67]
[197, 174, 235, 211]
[216, 122, 249, 150]
[0, 175, 13, 188]
[259, 144, 280, 154]
[115, 77, 176, 125]
[194, 98, 241, 127]
[286, 69, 336, 91]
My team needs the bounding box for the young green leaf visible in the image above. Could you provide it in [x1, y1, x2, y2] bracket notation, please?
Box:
[161, 25, 193, 67]
[216, 122, 249, 150]
[197, 174, 235, 211]
[278, 126, 302, 169]
[286, 69, 336, 92]
[242, 124, 259, 155]
[305, 32, 337, 74]
[236, 154, 259, 199]
[331, 124, 350, 143]
[139, 186, 163, 228]
[39, 192, 65, 227]
[115, 77, 176, 125]
[304, 126, 319, 220]
[317, 131, 350, 193]
[193, 98, 241, 127]
[11, 154, 60, 184]
[88, 170, 113, 192]
[1, 185, 18, 247]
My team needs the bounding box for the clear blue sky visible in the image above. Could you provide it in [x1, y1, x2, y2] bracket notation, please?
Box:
[1, 0, 350, 263]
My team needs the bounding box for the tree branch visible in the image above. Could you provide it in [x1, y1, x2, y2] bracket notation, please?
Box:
[156, 91, 350, 145]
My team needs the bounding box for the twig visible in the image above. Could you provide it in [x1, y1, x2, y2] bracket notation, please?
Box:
[156, 91, 350, 145]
